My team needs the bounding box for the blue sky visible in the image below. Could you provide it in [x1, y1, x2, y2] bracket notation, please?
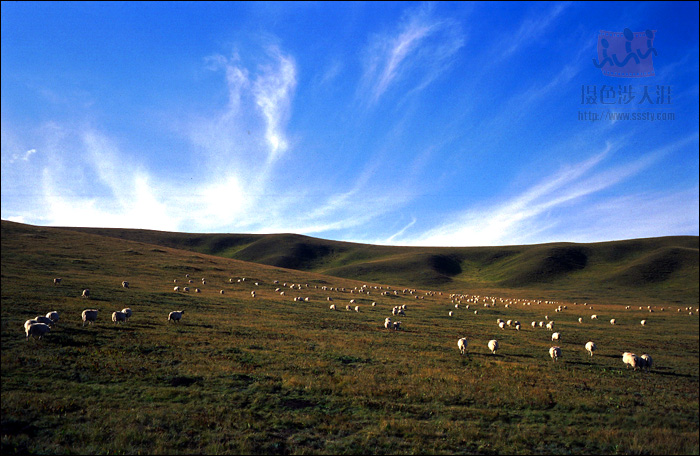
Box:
[2, 1, 698, 246]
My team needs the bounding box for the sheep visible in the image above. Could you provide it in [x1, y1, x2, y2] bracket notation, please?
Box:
[121, 308, 132, 321]
[372, 302, 376, 307]
[174, 286, 181, 292]
[194, 288, 201, 293]
[183, 287, 190, 292]
[488, 339, 499, 355]
[354, 306, 360, 312]
[81, 289, 90, 299]
[384, 317, 392, 329]
[393, 321, 401, 331]
[551, 332, 560, 342]
[639, 354, 653, 371]
[82, 309, 98, 326]
[531, 321, 537, 328]
[449, 311, 453, 317]
[220, 290, 225, 295]
[26, 322, 51, 340]
[506, 319, 513, 327]
[515, 323, 521, 331]
[498, 321, 505, 330]
[168, 310, 185, 323]
[578, 317, 583, 323]
[622, 352, 639, 370]
[251, 291, 256, 297]
[610, 318, 616, 325]
[585, 341, 596, 357]
[640, 320, 646, 326]
[549, 346, 562, 362]
[329, 304, 337, 311]
[122, 281, 129, 289]
[24, 319, 38, 333]
[457, 337, 468, 355]
[35, 315, 54, 327]
[112, 311, 127, 324]
[591, 314, 598, 320]
[53, 278, 62, 285]
[346, 305, 352, 311]
[546, 321, 554, 331]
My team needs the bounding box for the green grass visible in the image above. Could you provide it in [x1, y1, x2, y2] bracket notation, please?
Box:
[2, 221, 699, 454]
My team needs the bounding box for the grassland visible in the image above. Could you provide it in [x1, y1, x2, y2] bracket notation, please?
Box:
[2, 221, 699, 454]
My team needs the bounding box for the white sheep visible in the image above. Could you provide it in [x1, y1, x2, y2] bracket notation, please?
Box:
[393, 321, 401, 331]
[121, 308, 132, 321]
[82, 309, 98, 326]
[81, 289, 90, 299]
[122, 281, 129, 289]
[591, 314, 598, 320]
[549, 346, 562, 362]
[639, 354, 653, 371]
[354, 306, 360, 312]
[585, 341, 596, 357]
[551, 332, 560, 342]
[640, 320, 646, 326]
[449, 311, 453, 317]
[112, 311, 127, 324]
[26, 322, 50, 340]
[384, 317, 392, 329]
[498, 321, 505, 329]
[168, 310, 185, 323]
[24, 319, 38, 333]
[329, 304, 336, 310]
[220, 290, 225, 295]
[515, 323, 520, 331]
[531, 321, 537, 328]
[53, 278, 62, 285]
[578, 317, 583, 323]
[457, 337, 468, 355]
[622, 352, 639, 370]
[546, 321, 554, 331]
[488, 339, 499, 355]
[174, 286, 181, 292]
[610, 318, 616, 325]
[35, 315, 54, 327]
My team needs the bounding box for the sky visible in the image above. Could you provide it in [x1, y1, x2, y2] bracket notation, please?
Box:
[2, 1, 698, 247]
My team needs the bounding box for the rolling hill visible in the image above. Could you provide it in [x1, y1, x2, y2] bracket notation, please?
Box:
[51, 223, 699, 305]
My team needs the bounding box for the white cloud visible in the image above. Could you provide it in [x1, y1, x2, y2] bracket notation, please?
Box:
[359, 5, 464, 105]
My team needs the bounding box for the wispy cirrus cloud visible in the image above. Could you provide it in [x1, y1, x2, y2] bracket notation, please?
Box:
[359, 4, 465, 105]
[398, 133, 698, 247]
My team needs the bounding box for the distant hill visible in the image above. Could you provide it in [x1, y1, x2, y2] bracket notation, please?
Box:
[53, 224, 699, 304]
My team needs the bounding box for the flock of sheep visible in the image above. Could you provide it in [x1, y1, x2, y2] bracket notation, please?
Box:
[27, 274, 697, 372]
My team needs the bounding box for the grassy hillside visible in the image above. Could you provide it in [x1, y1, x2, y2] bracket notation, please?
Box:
[1, 220, 699, 454]
[61, 225, 699, 306]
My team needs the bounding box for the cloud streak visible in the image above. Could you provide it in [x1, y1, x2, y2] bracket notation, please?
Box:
[359, 5, 464, 105]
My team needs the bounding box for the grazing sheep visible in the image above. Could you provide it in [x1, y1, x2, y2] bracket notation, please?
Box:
[506, 319, 513, 327]
[354, 306, 360, 312]
[53, 278, 62, 285]
[499, 321, 505, 329]
[384, 317, 393, 329]
[112, 311, 127, 324]
[591, 314, 598, 320]
[81, 289, 90, 299]
[82, 309, 98, 326]
[24, 319, 38, 333]
[220, 290, 225, 295]
[372, 302, 376, 307]
[488, 339, 499, 355]
[329, 304, 337, 311]
[610, 318, 616, 325]
[251, 291, 256, 297]
[549, 346, 562, 362]
[26, 322, 51, 340]
[639, 354, 653, 371]
[35, 315, 54, 327]
[546, 321, 554, 331]
[194, 288, 201, 293]
[174, 286, 181, 292]
[578, 317, 583, 323]
[457, 337, 468, 355]
[183, 287, 190, 292]
[515, 324, 520, 331]
[640, 320, 646, 326]
[168, 310, 185, 323]
[551, 332, 560, 342]
[585, 341, 596, 357]
[622, 352, 639, 370]
[531, 321, 537, 328]
[122, 281, 129, 288]
[121, 308, 132, 321]
[346, 305, 352, 311]
[393, 321, 401, 331]
[449, 311, 453, 317]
